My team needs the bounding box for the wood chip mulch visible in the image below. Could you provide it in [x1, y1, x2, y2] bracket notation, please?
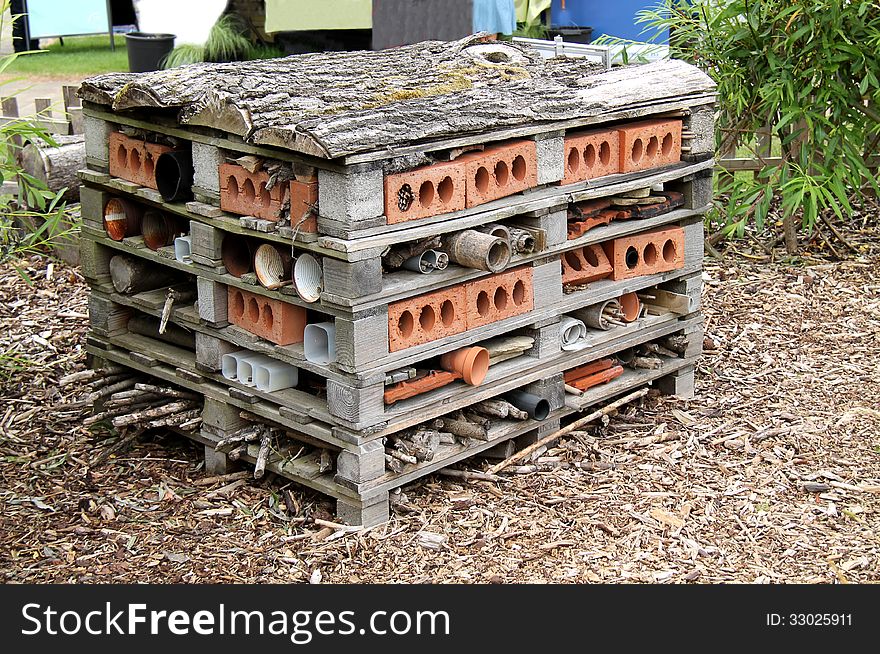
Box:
[1, 211, 878, 584]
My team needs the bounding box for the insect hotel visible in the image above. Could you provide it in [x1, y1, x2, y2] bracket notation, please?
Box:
[78, 36, 715, 526]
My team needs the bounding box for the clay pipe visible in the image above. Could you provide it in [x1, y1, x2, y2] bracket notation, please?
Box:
[442, 229, 511, 273]
[103, 197, 143, 241]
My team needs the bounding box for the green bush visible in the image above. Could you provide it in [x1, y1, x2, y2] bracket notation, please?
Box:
[638, 1, 880, 252]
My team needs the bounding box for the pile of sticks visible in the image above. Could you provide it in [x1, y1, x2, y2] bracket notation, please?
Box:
[61, 367, 202, 432]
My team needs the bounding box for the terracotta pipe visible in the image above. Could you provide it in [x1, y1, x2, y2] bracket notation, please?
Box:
[103, 197, 143, 241]
[439, 346, 490, 386]
[141, 210, 183, 250]
[221, 233, 255, 278]
[618, 292, 642, 322]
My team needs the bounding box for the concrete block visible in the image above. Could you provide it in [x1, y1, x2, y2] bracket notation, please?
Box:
[191, 141, 224, 194]
[534, 134, 565, 184]
[318, 166, 384, 223]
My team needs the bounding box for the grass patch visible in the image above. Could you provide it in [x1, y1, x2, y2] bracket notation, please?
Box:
[4, 35, 128, 77]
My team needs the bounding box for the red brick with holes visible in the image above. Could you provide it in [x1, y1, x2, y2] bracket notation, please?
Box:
[561, 128, 620, 185]
[561, 244, 614, 285]
[459, 140, 538, 208]
[290, 175, 318, 233]
[108, 132, 172, 190]
[384, 159, 466, 224]
[463, 266, 534, 330]
[617, 119, 683, 174]
[219, 163, 288, 221]
[387, 286, 468, 352]
[602, 226, 685, 281]
[227, 286, 307, 345]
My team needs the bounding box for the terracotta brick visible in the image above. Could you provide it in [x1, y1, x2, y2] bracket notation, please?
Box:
[108, 132, 172, 190]
[617, 119, 683, 174]
[384, 159, 466, 224]
[289, 178, 318, 233]
[227, 286, 306, 346]
[464, 266, 534, 330]
[602, 226, 685, 281]
[459, 139, 538, 208]
[561, 128, 620, 185]
[561, 244, 613, 285]
[387, 285, 468, 352]
[219, 163, 287, 221]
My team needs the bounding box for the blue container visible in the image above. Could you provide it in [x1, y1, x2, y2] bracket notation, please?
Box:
[550, 0, 669, 44]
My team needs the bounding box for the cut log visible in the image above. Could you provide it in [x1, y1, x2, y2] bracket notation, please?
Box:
[433, 417, 489, 441]
[20, 135, 85, 204]
[109, 255, 180, 294]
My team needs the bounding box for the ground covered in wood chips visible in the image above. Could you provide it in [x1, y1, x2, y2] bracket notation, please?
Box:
[1, 214, 878, 584]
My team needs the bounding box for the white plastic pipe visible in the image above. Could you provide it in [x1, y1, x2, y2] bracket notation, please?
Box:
[253, 360, 298, 392]
[221, 350, 252, 381]
[559, 316, 587, 351]
[237, 354, 276, 386]
[303, 322, 336, 364]
[173, 235, 192, 263]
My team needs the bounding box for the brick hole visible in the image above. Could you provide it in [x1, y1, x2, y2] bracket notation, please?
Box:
[511, 155, 527, 181]
[567, 147, 581, 175]
[662, 239, 677, 263]
[599, 141, 611, 166]
[475, 166, 491, 194]
[494, 286, 509, 311]
[662, 132, 674, 156]
[263, 303, 274, 330]
[227, 176, 239, 200]
[418, 180, 435, 208]
[512, 280, 526, 305]
[397, 183, 414, 212]
[231, 290, 245, 319]
[584, 143, 596, 168]
[625, 246, 640, 269]
[419, 305, 436, 332]
[494, 160, 509, 187]
[631, 139, 644, 165]
[398, 310, 414, 338]
[564, 250, 583, 271]
[643, 242, 658, 266]
[476, 290, 490, 317]
[440, 299, 455, 326]
[129, 148, 141, 174]
[259, 183, 271, 209]
[116, 144, 128, 169]
[437, 176, 454, 204]
[243, 178, 256, 204]
[144, 153, 155, 179]
[583, 247, 599, 267]
[247, 297, 260, 323]
[647, 136, 659, 159]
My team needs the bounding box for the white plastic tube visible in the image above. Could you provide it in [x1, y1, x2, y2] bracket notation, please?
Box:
[253, 360, 298, 392]
[237, 354, 275, 386]
[303, 322, 336, 364]
[174, 235, 192, 263]
[221, 350, 252, 381]
[294, 253, 323, 302]
[559, 316, 587, 351]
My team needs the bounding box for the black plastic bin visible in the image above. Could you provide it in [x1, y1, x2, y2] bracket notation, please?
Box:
[125, 32, 176, 72]
[548, 27, 594, 44]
